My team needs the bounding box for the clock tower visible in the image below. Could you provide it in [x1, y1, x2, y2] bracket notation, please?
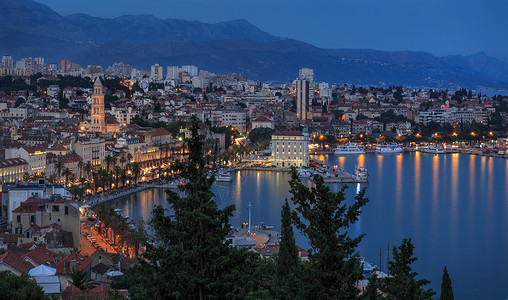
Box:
[91, 77, 105, 133]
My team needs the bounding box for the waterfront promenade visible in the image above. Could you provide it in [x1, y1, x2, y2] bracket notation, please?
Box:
[87, 182, 180, 209]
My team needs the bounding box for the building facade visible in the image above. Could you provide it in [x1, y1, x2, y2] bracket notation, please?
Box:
[0, 158, 28, 184]
[90, 78, 106, 133]
[271, 129, 309, 168]
[73, 138, 105, 167]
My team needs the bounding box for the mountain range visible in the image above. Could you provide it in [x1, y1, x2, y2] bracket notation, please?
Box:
[1, 0, 508, 89]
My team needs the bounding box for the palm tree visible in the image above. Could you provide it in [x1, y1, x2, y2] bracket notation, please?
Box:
[114, 166, 121, 188]
[126, 153, 133, 164]
[47, 175, 57, 184]
[55, 160, 64, 183]
[62, 168, 72, 187]
[22, 172, 30, 182]
[77, 160, 84, 180]
[132, 162, 141, 185]
[104, 154, 113, 172]
[84, 161, 92, 180]
[119, 156, 127, 171]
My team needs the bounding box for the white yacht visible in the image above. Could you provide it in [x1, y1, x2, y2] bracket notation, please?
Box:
[375, 143, 404, 153]
[334, 142, 365, 155]
[420, 145, 446, 154]
[215, 172, 233, 182]
[355, 166, 369, 179]
[297, 168, 312, 178]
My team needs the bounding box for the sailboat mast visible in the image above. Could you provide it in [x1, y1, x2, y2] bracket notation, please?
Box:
[248, 201, 252, 235]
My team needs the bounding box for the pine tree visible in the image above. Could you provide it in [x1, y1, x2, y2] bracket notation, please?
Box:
[277, 200, 299, 276]
[288, 167, 369, 299]
[274, 199, 301, 299]
[440, 266, 454, 300]
[136, 116, 268, 299]
[381, 238, 435, 300]
[361, 271, 383, 300]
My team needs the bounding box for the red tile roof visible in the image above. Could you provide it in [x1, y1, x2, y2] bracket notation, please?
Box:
[12, 201, 41, 213]
[0, 251, 34, 274]
[273, 131, 303, 136]
[147, 127, 171, 137]
[55, 252, 92, 274]
[22, 246, 58, 266]
[62, 284, 128, 300]
[23, 146, 46, 154]
[0, 158, 28, 169]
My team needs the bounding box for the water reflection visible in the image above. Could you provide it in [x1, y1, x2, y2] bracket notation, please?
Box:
[395, 154, 403, 216]
[469, 155, 475, 217]
[487, 157, 493, 211]
[357, 154, 365, 167]
[338, 156, 346, 171]
[414, 152, 421, 221]
[432, 155, 439, 215]
[108, 154, 508, 300]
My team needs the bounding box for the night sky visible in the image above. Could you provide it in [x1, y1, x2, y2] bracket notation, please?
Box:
[38, 0, 508, 62]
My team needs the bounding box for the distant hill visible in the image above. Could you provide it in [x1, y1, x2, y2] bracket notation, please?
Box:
[1, 0, 508, 89]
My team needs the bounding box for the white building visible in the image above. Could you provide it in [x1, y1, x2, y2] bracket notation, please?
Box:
[299, 67, 314, 82]
[166, 66, 181, 80]
[222, 110, 247, 132]
[73, 138, 105, 167]
[271, 129, 309, 168]
[46, 85, 60, 98]
[4, 179, 69, 222]
[251, 115, 274, 130]
[5, 147, 47, 175]
[182, 65, 198, 76]
[150, 64, 164, 81]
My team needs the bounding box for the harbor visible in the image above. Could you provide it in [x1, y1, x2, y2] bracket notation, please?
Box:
[101, 152, 508, 300]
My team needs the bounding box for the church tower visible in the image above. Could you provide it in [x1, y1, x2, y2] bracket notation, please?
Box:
[91, 77, 105, 133]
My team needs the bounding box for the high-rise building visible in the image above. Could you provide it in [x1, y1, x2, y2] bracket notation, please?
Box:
[150, 64, 163, 81]
[182, 65, 198, 76]
[166, 66, 181, 80]
[299, 67, 314, 82]
[1, 55, 14, 75]
[90, 78, 105, 133]
[296, 79, 310, 120]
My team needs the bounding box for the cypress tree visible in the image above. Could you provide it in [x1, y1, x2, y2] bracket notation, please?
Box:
[139, 116, 239, 299]
[381, 238, 435, 300]
[440, 266, 454, 300]
[288, 167, 369, 299]
[274, 199, 301, 299]
[277, 199, 299, 276]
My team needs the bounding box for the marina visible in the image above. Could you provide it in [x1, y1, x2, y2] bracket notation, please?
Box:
[102, 152, 508, 300]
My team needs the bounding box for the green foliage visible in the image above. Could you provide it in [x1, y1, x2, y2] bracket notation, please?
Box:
[248, 127, 275, 144]
[288, 168, 369, 299]
[381, 238, 435, 300]
[440, 266, 454, 300]
[165, 121, 187, 137]
[14, 97, 25, 108]
[375, 110, 407, 124]
[361, 271, 384, 300]
[0, 271, 48, 300]
[136, 116, 266, 299]
[71, 269, 87, 290]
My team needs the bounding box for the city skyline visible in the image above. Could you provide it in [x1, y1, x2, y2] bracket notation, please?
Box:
[36, 0, 508, 63]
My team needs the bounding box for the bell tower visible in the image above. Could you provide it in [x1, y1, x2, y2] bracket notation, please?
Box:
[91, 77, 105, 133]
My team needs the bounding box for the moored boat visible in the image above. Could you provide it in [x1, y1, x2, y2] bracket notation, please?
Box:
[375, 143, 404, 153]
[334, 142, 365, 155]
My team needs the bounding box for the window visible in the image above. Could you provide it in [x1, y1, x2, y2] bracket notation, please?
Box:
[30, 215, 35, 223]
[17, 215, 20, 223]
[65, 206, 69, 215]
[52, 205, 59, 212]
